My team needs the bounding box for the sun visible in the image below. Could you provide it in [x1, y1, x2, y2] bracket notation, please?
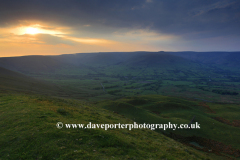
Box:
[25, 27, 40, 34]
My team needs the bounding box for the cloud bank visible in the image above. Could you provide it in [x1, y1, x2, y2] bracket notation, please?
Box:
[0, 0, 240, 56]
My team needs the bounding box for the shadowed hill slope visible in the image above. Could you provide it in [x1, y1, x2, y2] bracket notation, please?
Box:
[1, 52, 238, 75]
[168, 52, 240, 68]
[123, 52, 193, 67]
[0, 66, 65, 96]
[0, 55, 72, 74]
[1, 52, 239, 102]
[52, 52, 142, 66]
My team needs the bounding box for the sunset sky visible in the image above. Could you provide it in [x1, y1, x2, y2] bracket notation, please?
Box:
[1, 0, 240, 57]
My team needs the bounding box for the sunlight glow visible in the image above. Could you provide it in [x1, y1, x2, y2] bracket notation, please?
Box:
[25, 27, 40, 34]
[9, 24, 66, 36]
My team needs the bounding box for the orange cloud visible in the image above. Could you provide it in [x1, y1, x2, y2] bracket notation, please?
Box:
[0, 22, 170, 57]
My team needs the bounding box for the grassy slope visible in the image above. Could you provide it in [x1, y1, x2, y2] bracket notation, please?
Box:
[0, 93, 218, 160]
[0, 67, 67, 97]
[0, 66, 216, 159]
[98, 95, 240, 154]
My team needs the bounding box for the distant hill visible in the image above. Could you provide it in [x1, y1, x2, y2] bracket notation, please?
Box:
[167, 52, 240, 68]
[52, 52, 205, 73]
[52, 52, 140, 66]
[123, 52, 192, 67]
[225, 53, 240, 66]
[1, 52, 239, 74]
[53, 51, 240, 70]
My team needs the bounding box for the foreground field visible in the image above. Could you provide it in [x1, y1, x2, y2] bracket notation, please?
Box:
[98, 95, 240, 159]
[0, 93, 222, 160]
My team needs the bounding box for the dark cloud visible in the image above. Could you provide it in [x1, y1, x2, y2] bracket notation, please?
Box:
[1, 0, 240, 43]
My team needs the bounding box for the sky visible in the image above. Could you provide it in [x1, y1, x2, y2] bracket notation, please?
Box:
[0, 0, 240, 57]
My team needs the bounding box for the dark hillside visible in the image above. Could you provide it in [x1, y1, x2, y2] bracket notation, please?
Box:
[0, 55, 71, 74]
[124, 52, 191, 67]
[2, 52, 238, 74]
[167, 52, 228, 64]
[1, 52, 239, 102]
[52, 52, 141, 66]
[0, 67, 64, 96]
[225, 53, 240, 67]
[168, 52, 240, 68]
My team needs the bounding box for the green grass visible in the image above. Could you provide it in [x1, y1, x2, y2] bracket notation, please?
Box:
[1, 52, 240, 103]
[0, 93, 218, 160]
[99, 95, 240, 151]
[29, 61, 240, 103]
